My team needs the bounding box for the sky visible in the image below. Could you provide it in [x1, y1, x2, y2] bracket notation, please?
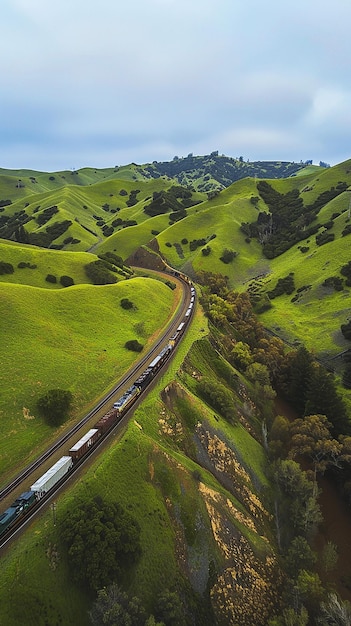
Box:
[2, 0, 351, 172]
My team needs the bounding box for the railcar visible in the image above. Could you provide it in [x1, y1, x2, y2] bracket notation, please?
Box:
[69, 428, 100, 462]
[0, 506, 18, 536]
[113, 384, 140, 414]
[30, 456, 73, 499]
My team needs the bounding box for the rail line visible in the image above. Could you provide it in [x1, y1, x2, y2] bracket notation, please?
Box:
[0, 270, 192, 506]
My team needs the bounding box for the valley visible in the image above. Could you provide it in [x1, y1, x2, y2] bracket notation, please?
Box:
[0, 155, 350, 624]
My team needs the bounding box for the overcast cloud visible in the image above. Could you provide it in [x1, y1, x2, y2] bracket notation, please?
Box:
[2, 0, 351, 171]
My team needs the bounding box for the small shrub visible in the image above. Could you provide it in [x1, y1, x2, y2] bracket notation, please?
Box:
[120, 298, 134, 310]
[60, 275, 74, 287]
[125, 339, 143, 352]
[202, 246, 211, 256]
[181, 238, 188, 245]
[322, 276, 343, 291]
[46, 274, 57, 283]
[316, 231, 335, 246]
[0, 261, 14, 275]
[165, 242, 172, 248]
[151, 229, 160, 236]
[37, 388, 73, 426]
[219, 249, 237, 264]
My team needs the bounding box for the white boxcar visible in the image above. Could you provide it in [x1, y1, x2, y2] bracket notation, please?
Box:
[30, 456, 73, 498]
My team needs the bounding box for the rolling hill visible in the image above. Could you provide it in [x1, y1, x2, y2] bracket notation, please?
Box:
[1, 154, 351, 624]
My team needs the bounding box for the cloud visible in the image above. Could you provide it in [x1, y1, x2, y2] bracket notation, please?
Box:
[2, 0, 351, 169]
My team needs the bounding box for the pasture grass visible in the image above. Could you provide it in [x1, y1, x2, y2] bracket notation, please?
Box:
[0, 302, 271, 625]
[0, 277, 178, 481]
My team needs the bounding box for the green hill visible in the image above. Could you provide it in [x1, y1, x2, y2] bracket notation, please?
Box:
[1, 155, 351, 625]
[0, 276, 178, 481]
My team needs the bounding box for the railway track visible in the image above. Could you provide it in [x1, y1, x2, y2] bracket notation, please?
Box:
[0, 270, 192, 514]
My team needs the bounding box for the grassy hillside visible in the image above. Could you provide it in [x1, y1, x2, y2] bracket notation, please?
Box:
[0, 306, 280, 626]
[0, 276, 179, 482]
[2, 157, 351, 624]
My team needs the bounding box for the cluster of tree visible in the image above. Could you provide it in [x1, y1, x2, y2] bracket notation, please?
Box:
[315, 230, 335, 246]
[341, 320, 351, 343]
[240, 181, 346, 258]
[0, 209, 32, 241]
[193, 272, 351, 623]
[126, 189, 140, 207]
[144, 154, 307, 190]
[45, 274, 74, 287]
[197, 376, 238, 423]
[0, 199, 12, 207]
[267, 411, 351, 623]
[60, 496, 141, 591]
[37, 388, 73, 426]
[341, 260, 351, 287]
[219, 248, 237, 264]
[111, 217, 138, 229]
[36, 205, 59, 226]
[84, 260, 118, 285]
[18, 261, 37, 269]
[322, 276, 344, 291]
[268, 274, 295, 299]
[90, 583, 195, 626]
[276, 347, 350, 436]
[144, 186, 197, 218]
[342, 223, 351, 237]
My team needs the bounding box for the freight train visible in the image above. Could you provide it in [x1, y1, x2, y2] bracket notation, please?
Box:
[0, 287, 195, 539]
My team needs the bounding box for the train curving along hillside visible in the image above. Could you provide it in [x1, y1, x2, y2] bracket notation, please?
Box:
[0, 285, 195, 540]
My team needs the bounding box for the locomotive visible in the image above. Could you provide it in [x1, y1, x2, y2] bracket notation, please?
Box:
[0, 288, 195, 539]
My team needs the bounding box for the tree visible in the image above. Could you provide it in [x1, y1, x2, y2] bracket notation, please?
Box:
[284, 536, 317, 578]
[230, 341, 252, 371]
[317, 593, 351, 625]
[289, 414, 342, 475]
[37, 388, 73, 426]
[321, 541, 338, 574]
[125, 339, 143, 352]
[268, 606, 309, 626]
[269, 415, 291, 459]
[61, 496, 141, 591]
[296, 570, 324, 617]
[284, 347, 313, 415]
[274, 459, 322, 545]
[60, 275, 74, 287]
[304, 364, 350, 436]
[90, 584, 147, 626]
[155, 589, 186, 626]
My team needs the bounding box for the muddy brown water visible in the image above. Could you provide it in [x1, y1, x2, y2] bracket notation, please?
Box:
[275, 397, 351, 602]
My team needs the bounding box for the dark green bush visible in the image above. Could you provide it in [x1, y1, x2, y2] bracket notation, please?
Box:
[220, 248, 237, 263]
[60, 275, 74, 287]
[268, 274, 295, 298]
[37, 388, 73, 426]
[315, 231, 335, 246]
[125, 339, 143, 352]
[0, 261, 14, 275]
[120, 298, 134, 310]
[45, 274, 57, 283]
[84, 261, 117, 285]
